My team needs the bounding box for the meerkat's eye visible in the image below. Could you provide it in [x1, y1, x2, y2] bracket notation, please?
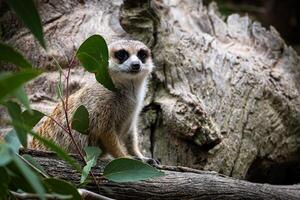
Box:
[114, 49, 129, 63]
[137, 49, 149, 63]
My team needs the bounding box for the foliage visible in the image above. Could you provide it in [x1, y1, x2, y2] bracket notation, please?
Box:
[13, 154, 46, 199]
[44, 178, 81, 200]
[76, 35, 116, 91]
[0, 43, 32, 69]
[0, 70, 42, 102]
[5, 0, 46, 48]
[80, 146, 101, 184]
[21, 109, 45, 129]
[104, 158, 164, 182]
[12, 86, 31, 110]
[28, 130, 81, 172]
[0, 0, 165, 199]
[4, 101, 27, 147]
[72, 105, 90, 135]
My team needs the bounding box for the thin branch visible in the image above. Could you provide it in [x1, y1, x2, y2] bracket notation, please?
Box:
[46, 115, 69, 134]
[63, 54, 85, 159]
[50, 54, 86, 161]
[10, 191, 71, 200]
[78, 189, 114, 200]
[59, 53, 102, 193]
[10, 189, 113, 200]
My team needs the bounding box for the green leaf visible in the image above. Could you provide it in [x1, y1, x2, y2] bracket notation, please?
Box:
[56, 71, 64, 99]
[5, 0, 46, 49]
[76, 35, 116, 91]
[84, 146, 101, 161]
[13, 155, 45, 200]
[6, 120, 81, 173]
[0, 69, 42, 101]
[12, 86, 31, 110]
[21, 109, 45, 129]
[6, 163, 35, 193]
[80, 160, 93, 184]
[29, 131, 81, 172]
[22, 154, 47, 176]
[5, 129, 21, 153]
[4, 101, 27, 147]
[0, 167, 9, 184]
[0, 186, 9, 200]
[0, 144, 13, 166]
[44, 178, 81, 200]
[103, 158, 165, 183]
[56, 83, 64, 99]
[0, 167, 9, 199]
[4, 107, 44, 149]
[0, 43, 32, 68]
[80, 146, 101, 184]
[71, 105, 89, 135]
[76, 52, 99, 72]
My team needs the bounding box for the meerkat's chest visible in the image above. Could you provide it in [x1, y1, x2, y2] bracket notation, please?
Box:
[114, 99, 139, 135]
[84, 85, 143, 136]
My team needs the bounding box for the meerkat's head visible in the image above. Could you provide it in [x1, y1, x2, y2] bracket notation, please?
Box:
[108, 40, 154, 83]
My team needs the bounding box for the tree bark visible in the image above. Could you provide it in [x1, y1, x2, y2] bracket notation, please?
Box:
[20, 149, 300, 200]
[1, 0, 300, 184]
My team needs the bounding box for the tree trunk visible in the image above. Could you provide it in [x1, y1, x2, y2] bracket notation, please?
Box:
[1, 0, 300, 184]
[19, 149, 300, 200]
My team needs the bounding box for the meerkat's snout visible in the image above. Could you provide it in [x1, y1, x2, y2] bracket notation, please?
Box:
[129, 57, 141, 73]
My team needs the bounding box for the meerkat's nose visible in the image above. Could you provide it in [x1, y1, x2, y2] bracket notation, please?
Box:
[131, 61, 141, 71]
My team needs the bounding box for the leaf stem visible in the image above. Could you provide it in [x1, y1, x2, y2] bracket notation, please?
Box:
[16, 153, 49, 178]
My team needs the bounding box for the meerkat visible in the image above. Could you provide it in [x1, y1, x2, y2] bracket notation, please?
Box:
[30, 40, 158, 164]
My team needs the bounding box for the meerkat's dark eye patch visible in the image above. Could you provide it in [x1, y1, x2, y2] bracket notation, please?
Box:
[114, 49, 129, 63]
[137, 49, 149, 63]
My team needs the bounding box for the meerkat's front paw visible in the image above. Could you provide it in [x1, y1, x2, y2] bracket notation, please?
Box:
[133, 156, 160, 166]
[145, 157, 160, 166]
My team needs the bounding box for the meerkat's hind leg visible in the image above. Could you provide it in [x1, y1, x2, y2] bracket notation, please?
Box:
[98, 131, 129, 158]
[99, 152, 111, 160]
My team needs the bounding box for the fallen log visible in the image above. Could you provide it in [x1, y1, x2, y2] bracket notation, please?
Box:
[21, 149, 300, 200]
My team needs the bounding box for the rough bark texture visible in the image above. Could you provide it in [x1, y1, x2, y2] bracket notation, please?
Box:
[19, 149, 300, 200]
[1, 0, 300, 184]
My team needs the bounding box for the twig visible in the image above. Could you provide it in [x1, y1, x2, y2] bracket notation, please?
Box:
[63, 54, 85, 159]
[10, 191, 71, 200]
[10, 189, 114, 200]
[49, 54, 85, 158]
[59, 54, 102, 193]
[47, 115, 69, 134]
[78, 189, 114, 200]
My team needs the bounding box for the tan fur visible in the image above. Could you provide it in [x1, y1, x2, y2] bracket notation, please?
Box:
[30, 40, 154, 162]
